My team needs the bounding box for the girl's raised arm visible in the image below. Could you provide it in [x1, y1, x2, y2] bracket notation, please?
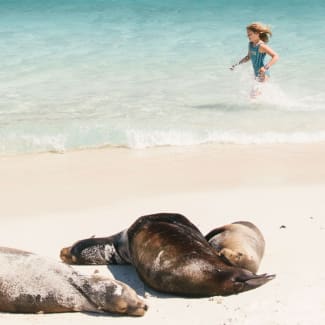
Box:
[230, 53, 250, 70]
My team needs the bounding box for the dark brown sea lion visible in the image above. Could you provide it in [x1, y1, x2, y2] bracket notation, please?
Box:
[205, 221, 265, 273]
[0, 247, 147, 315]
[60, 213, 275, 297]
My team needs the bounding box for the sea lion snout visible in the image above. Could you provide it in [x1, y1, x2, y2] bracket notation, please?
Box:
[60, 246, 76, 264]
[101, 295, 148, 316]
[125, 300, 148, 317]
[119, 287, 149, 316]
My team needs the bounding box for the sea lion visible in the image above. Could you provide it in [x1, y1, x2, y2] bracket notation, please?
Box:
[60, 213, 275, 297]
[205, 221, 265, 273]
[0, 247, 147, 315]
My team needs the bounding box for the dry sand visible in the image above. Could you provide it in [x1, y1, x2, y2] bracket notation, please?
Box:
[1, 143, 325, 324]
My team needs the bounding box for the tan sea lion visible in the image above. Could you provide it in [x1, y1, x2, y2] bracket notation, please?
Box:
[205, 221, 265, 273]
[60, 213, 274, 297]
[0, 247, 147, 315]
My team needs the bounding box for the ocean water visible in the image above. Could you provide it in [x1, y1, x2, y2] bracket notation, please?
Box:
[1, 0, 325, 155]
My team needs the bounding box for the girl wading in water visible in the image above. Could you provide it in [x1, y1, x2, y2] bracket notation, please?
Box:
[231, 22, 279, 98]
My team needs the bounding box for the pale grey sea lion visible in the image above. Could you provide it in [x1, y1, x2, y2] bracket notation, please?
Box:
[0, 247, 147, 315]
[205, 221, 265, 273]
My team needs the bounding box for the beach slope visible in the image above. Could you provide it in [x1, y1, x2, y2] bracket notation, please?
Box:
[1, 143, 325, 324]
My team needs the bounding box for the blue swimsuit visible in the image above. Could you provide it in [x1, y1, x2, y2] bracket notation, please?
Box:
[249, 42, 270, 78]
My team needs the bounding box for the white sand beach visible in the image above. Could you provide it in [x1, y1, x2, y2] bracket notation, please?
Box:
[1, 143, 325, 324]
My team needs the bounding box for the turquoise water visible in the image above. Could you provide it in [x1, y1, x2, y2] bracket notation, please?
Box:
[1, 0, 325, 154]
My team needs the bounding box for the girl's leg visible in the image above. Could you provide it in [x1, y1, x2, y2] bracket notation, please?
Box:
[250, 75, 269, 98]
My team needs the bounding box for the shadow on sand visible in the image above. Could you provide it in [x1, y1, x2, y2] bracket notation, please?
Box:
[107, 265, 176, 299]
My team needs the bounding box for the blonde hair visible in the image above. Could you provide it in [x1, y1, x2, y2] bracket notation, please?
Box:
[246, 22, 272, 43]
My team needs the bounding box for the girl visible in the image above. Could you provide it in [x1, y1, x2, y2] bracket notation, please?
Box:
[231, 22, 279, 96]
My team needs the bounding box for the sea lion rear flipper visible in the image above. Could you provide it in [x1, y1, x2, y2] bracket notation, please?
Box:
[245, 273, 275, 286]
[234, 273, 276, 294]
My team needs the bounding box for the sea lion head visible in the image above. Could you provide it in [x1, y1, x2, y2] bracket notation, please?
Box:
[60, 240, 107, 265]
[81, 275, 148, 316]
[60, 233, 127, 265]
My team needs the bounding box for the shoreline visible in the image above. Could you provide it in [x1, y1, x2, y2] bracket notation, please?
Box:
[1, 142, 325, 218]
